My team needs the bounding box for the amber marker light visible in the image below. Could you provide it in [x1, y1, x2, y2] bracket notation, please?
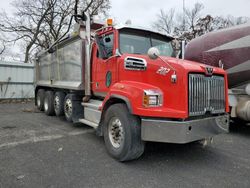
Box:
[107, 19, 113, 26]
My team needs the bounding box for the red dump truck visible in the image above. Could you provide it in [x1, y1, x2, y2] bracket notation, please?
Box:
[35, 13, 229, 161]
[185, 22, 250, 124]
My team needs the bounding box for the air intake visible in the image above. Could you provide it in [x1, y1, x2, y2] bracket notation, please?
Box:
[124, 57, 147, 71]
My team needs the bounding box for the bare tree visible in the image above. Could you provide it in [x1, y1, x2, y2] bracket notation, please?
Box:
[152, 1, 250, 57]
[212, 15, 249, 30]
[81, 0, 111, 16]
[39, 0, 111, 48]
[0, 33, 6, 55]
[0, 0, 111, 63]
[184, 2, 204, 38]
[153, 2, 249, 42]
[38, 0, 74, 49]
[152, 8, 175, 34]
[0, 0, 58, 63]
[195, 15, 214, 35]
[152, 3, 204, 39]
[0, 41, 5, 55]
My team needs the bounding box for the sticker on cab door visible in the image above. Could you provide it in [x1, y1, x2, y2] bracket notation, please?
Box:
[106, 71, 112, 87]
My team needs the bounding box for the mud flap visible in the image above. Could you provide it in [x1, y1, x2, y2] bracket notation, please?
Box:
[67, 94, 84, 123]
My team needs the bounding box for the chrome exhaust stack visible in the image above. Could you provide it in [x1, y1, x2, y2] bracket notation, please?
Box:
[77, 12, 91, 102]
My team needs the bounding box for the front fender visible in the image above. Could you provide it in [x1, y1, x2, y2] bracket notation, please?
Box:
[102, 81, 163, 117]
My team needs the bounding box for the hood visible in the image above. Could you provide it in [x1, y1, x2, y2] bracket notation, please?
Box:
[121, 54, 226, 77]
[117, 54, 227, 119]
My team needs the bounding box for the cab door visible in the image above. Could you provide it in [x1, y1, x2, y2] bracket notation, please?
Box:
[92, 32, 118, 97]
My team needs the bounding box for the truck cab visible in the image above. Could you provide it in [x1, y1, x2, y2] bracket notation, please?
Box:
[35, 18, 229, 161]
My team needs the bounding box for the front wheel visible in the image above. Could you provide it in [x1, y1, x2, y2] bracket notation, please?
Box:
[103, 103, 145, 162]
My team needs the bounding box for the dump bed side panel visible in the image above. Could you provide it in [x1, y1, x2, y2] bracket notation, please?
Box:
[36, 36, 84, 90]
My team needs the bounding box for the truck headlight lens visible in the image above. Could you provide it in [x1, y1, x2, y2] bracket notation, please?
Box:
[143, 89, 163, 107]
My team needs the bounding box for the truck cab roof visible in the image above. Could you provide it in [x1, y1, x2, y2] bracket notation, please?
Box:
[114, 24, 174, 40]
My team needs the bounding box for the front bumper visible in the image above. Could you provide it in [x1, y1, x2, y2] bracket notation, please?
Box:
[141, 114, 229, 143]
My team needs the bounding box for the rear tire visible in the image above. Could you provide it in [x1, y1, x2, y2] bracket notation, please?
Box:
[103, 103, 145, 162]
[44, 91, 55, 116]
[36, 89, 45, 111]
[54, 92, 65, 116]
[64, 94, 73, 122]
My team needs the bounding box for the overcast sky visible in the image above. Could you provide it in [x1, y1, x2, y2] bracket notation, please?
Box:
[1, 0, 249, 59]
[109, 0, 250, 27]
[1, 0, 250, 28]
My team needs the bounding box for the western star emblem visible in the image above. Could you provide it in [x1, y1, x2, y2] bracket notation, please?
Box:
[205, 67, 214, 75]
[157, 67, 170, 76]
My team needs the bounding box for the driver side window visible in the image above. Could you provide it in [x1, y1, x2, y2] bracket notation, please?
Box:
[97, 33, 114, 59]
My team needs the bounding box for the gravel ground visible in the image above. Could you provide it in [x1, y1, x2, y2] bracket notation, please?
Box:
[0, 102, 250, 188]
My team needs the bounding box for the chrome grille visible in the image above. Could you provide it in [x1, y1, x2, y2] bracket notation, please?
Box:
[189, 74, 225, 116]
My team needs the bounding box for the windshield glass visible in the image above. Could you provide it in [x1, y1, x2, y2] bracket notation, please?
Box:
[119, 29, 174, 57]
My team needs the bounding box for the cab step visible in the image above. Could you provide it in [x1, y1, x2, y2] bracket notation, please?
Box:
[79, 118, 98, 129]
[80, 99, 103, 129]
[81, 99, 103, 110]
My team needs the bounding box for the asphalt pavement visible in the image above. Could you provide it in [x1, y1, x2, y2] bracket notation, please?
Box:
[0, 101, 250, 188]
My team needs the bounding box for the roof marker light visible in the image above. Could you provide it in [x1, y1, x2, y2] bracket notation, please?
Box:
[107, 19, 113, 26]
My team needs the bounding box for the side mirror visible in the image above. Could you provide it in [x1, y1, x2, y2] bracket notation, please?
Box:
[148, 47, 160, 60]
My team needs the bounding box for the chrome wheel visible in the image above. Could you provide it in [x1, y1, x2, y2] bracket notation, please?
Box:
[64, 98, 72, 118]
[108, 117, 124, 149]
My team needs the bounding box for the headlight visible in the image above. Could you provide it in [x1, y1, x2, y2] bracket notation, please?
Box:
[143, 89, 163, 107]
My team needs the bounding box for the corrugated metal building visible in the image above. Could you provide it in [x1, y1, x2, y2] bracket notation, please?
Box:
[0, 61, 34, 99]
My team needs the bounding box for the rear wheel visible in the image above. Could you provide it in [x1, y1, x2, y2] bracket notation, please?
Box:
[44, 91, 55, 116]
[36, 89, 45, 111]
[54, 92, 65, 116]
[103, 103, 145, 162]
[64, 94, 73, 122]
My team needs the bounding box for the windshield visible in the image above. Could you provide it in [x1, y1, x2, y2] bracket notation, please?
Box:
[119, 29, 174, 57]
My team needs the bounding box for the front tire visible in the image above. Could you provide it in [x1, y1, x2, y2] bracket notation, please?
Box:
[103, 103, 145, 162]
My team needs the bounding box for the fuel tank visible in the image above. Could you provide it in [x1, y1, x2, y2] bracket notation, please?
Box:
[185, 22, 250, 88]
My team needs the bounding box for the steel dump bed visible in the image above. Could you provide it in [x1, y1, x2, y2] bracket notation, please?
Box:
[36, 35, 85, 90]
